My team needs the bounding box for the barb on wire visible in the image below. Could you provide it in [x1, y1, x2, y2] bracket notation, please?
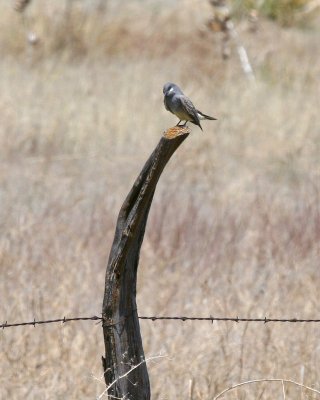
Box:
[1, 315, 320, 330]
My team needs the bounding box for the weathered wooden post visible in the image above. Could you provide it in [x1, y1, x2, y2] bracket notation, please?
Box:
[102, 127, 190, 399]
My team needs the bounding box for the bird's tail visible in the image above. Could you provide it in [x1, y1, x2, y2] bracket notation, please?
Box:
[197, 110, 217, 121]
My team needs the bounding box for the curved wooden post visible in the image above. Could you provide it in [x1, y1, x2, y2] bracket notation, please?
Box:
[102, 127, 190, 399]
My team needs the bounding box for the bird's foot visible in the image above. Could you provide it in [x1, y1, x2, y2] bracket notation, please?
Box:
[176, 121, 187, 127]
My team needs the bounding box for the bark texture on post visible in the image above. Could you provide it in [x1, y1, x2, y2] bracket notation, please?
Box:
[102, 127, 190, 400]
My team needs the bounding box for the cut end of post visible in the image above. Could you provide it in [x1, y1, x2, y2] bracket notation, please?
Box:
[163, 126, 191, 140]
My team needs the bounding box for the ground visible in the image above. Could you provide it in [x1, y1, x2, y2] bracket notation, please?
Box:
[0, 0, 319, 399]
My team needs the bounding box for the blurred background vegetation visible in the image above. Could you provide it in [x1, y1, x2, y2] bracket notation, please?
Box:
[232, 0, 313, 24]
[1, 0, 319, 399]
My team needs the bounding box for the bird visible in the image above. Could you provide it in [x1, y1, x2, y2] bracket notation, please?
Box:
[163, 82, 217, 131]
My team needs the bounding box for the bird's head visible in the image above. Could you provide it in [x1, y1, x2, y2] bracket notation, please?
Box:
[163, 82, 183, 96]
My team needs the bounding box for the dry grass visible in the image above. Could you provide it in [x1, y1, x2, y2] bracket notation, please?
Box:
[0, 0, 320, 399]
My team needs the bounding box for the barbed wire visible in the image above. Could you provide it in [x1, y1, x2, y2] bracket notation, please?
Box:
[1, 316, 101, 329]
[138, 316, 320, 323]
[1, 314, 320, 330]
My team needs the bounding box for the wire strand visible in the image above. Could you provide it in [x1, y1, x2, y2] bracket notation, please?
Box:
[1, 315, 320, 329]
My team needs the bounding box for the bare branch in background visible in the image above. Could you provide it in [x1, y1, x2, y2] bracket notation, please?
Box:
[207, 0, 256, 81]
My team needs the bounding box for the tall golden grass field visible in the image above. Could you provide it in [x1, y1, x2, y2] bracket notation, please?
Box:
[0, 0, 319, 398]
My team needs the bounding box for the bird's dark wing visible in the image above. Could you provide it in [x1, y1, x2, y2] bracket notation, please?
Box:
[180, 96, 201, 126]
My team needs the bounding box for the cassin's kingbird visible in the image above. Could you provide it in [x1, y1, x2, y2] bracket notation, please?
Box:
[163, 82, 217, 131]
